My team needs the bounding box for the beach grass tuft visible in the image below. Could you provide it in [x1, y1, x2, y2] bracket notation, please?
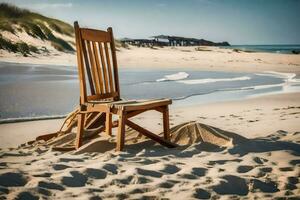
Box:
[0, 3, 74, 53]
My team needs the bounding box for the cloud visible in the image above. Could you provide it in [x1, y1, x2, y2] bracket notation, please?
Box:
[29, 3, 73, 9]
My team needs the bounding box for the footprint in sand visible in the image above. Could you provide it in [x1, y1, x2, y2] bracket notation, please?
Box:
[191, 167, 207, 177]
[38, 181, 65, 191]
[0, 162, 7, 168]
[193, 188, 211, 199]
[208, 159, 242, 166]
[285, 176, 299, 190]
[113, 175, 151, 185]
[253, 157, 268, 164]
[128, 188, 148, 194]
[160, 164, 181, 174]
[212, 175, 249, 195]
[53, 164, 70, 170]
[290, 159, 300, 166]
[250, 179, 279, 193]
[0, 172, 27, 187]
[84, 168, 107, 179]
[59, 158, 84, 163]
[237, 165, 254, 173]
[32, 172, 52, 178]
[259, 167, 273, 173]
[13, 191, 39, 200]
[279, 167, 294, 172]
[158, 181, 175, 188]
[136, 168, 163, 178]
[178, 173, 198, 180]
[102, 163, 118, 174]
[61, 171, 87, 187]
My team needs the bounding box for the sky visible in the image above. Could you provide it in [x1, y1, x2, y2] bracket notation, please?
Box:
[1, 0, 300, 45]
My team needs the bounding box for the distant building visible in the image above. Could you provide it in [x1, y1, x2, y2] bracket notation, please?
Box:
[120, 35, 230, 47]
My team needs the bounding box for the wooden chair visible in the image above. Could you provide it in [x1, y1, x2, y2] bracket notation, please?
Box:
[74, 21, 176, 151]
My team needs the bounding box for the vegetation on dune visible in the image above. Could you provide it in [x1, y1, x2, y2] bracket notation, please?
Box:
[0, 3, 128, 55]
[0, 3, 74, 54]
[114, 39, 130, 50]
[0, 34, 39, 56]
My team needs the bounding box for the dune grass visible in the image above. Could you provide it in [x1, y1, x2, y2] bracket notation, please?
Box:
[0, 34, 39, 56]
[0, 3, 74, 53]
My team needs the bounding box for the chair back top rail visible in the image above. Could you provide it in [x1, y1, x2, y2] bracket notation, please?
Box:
[74, 21, 120, 104]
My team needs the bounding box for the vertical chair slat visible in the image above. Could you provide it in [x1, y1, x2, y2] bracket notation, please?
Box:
[98, 42, 109, 93]
[81, 40, 95, 95]
[74, 22, 88, 103]
[104, 43, 115, 93]
[86, 40, 100, 94]
[92, 41, 104, 94]
[108, 27, 120, 100]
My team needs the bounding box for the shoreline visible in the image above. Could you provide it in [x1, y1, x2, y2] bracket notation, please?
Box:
[0, 87, 299, 125]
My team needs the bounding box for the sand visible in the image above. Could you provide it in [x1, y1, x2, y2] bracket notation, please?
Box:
[0, 92, 299, 199]
[1, 46, 300, 74]
[1, 43, 300, 199]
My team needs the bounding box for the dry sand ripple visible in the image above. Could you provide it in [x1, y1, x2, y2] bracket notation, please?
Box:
[0, 123, 299, 199]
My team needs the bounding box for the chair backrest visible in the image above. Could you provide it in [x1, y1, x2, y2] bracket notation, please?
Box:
[74, 21, 120, 104]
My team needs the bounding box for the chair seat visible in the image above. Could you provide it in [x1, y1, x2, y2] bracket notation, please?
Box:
[88, 98, 172, 111]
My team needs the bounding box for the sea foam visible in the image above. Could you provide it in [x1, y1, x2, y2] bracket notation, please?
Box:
[256, 71, 300, 83]
[178, 76, 251, 85]
[156, 72, 189, 82]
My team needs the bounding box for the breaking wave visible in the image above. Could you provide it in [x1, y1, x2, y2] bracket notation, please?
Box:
[177, 76, 251, 85]
[156, 72, 189, 82]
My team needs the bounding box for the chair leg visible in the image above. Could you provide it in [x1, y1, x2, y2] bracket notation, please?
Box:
[116, 111, 126, 151]
[75, 113, 85, 149]
[106, 112, 112, 136]
[163, 106, 170, 141]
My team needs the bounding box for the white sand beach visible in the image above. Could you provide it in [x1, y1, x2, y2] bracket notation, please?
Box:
[1, 1, 300, 199]
[1, 46, 300, 74]
[1, 33, 300, 200]
[0, 92, 299, 199]
[1, 44, 300, 199]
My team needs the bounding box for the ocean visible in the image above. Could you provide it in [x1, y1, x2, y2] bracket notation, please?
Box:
[0, 61, 300, 123]
[222, 45, 300, 54]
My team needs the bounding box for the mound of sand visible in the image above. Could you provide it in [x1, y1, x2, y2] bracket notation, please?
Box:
[29, 121, 234, 153]
[169, 121, 232, 146]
